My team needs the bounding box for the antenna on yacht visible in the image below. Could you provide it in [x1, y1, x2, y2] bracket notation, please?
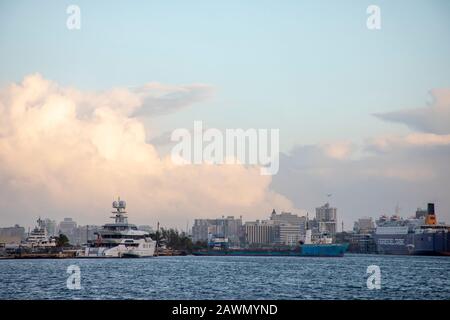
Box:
[111, 196, 127, 223]
[155, 221, 160, 257]
[395, 203, 401, 215]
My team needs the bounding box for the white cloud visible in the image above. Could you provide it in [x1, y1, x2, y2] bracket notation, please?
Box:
[374, 88, 450, 134]
[0, 74, 294, 228]
[272, 89, 450, 226]
[132, 82, 215, 116]
[322, 141, 354, 160]
[366, 133, 450, 153]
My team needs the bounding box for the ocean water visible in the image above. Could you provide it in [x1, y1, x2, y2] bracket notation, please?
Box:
[1, 254, 449, 300]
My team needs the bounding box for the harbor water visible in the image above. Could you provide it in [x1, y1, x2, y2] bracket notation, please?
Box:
[1, 254, 450, 300]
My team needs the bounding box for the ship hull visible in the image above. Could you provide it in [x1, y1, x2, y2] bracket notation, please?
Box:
[80, 240, 156, 258]
[374, 231, 450, 256]
[373, 233, 410, 255]
[409, 231, 450, 256]
[192, 244, 349, 257]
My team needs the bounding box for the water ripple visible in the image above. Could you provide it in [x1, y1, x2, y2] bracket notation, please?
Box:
[1, 254, 449, 300]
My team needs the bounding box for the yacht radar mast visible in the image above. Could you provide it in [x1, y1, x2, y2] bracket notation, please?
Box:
[111, 197, 128, 224]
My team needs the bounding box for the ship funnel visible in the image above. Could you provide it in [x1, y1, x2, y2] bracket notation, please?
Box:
[427, 203, 435, 215]
[425, 203, 437, 225]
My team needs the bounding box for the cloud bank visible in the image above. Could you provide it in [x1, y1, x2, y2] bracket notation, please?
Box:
[374, 88, 450, 134]
[0, 74, 293, 228]
[2, 74, 448, 229]
[272, 90, 450, 226]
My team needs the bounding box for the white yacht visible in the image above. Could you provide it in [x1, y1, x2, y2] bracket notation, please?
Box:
[81, 198, 156, 258]
[25, 218, 56, 248]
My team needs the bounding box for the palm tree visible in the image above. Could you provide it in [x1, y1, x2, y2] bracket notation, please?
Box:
[56, 233, 70, 247]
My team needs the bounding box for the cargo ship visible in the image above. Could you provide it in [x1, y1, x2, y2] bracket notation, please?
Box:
[192, 244, 348, 257]
[192, 231, 349, 257]
[373, 203, 450, 256]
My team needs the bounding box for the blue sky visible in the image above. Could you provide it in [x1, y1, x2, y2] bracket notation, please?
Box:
[1, 1, 450, 227]
[1, 0, 450, 151]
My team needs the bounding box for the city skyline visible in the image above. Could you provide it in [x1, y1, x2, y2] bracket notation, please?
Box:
[2, 200, 442, 236]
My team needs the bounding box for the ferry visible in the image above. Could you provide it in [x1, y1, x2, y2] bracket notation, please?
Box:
[78, 198, 156, 258]
[373, 203, 450, 256]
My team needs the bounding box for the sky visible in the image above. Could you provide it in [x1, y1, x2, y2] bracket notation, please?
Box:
[1, 0, 450, 230]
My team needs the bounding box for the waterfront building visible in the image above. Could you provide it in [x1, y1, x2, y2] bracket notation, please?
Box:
[353, 217, 375, 234]
[316, 203, 336, 221]
[192, 219, 213, 243]
[70, 225, 101, 246]
[335, 231, 377, 254]
[276, 223, 302, 245]
[349, 233, 377, 253]
[315, 203, 337, 237]
[0, 225, 25, 244]
[268, 209, 308, 245]
[57, 217, 78, 244]
[43, 219, 57, 237]
[58, 217, 77, 234]
[244, 220, 275, 246]
[270, 210, 307, 235]
[192, 216, 243, 245]
[307, 219, 332, 242]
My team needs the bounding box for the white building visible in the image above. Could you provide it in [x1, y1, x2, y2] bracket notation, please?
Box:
[244, 220, 275, 245]
[43, 219, 57, 237]
[268, 210, 308, 245]
[276, 223, 302, 246]
[353, 217, 375, 234]
[192, 216, 242, 245]
[315, 203, 337, 236]
[58, 218, 77, 235]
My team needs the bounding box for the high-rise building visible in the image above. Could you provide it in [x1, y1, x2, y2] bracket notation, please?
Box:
[244, 220, 275, 245]
[58, 218, 77, 235]
[220, 216, 243, 245]
[269, 209, 307, 235]
[192, 219, 213, 243]
[58, 218, 78, 244]
[43, 219, 57, 237]
[0, 225, 25, 244]
[315, 203, 337, 236]
[192, 216, 243, 245]
[68, 225, 102, 246]
[316, 203, 337, 221]
[276, 223, 303, 246]
[353, 217, 375, 234]
[268, 209, 307, 245]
